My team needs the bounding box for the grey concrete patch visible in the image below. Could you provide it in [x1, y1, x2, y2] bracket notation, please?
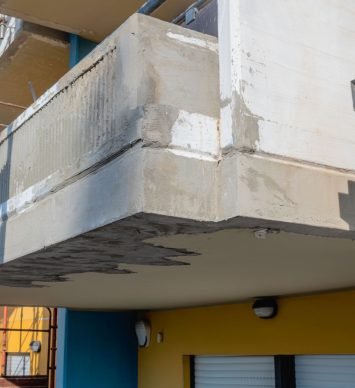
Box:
[232, 90, 262, 153]
[0, 214, 200, 287]
[2, 211, 355, 288]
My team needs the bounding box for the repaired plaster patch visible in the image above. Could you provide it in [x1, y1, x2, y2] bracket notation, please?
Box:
[232, 90, 263, 152]
[170, 111, 219, 157]
[166, 31, 218, 53]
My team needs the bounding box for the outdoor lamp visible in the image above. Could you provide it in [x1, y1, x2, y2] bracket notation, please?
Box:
[135, 320, 151, 348]
[252, 298, 278, 319]
[30, 340, 41, 353]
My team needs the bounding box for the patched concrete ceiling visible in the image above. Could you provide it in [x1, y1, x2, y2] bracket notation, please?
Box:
[1, 228, 355, 310]
[0, 0, 196, 42]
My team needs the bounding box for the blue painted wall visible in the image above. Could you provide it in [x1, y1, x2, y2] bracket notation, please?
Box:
[56, 310, 138, 388]
[69, 34, 97, 68]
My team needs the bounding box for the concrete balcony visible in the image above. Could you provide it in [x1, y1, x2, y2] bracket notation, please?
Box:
[0, 15, 69, 129]
[1, 13, 355, 310]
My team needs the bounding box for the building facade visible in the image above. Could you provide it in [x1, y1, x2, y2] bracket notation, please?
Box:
[0, 0, 355, 387]
[0, 307, 53, 388]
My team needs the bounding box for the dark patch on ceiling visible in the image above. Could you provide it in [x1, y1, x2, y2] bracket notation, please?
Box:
[0, 213, 206, 288]
[1, 212, 355, 288]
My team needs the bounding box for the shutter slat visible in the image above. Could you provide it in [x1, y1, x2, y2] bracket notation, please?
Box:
[195, 356, 275, 388]
[296, 355, 355, 388]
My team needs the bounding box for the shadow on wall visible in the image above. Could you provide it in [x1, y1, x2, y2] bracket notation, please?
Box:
[339, 181, 355, 230]
[0, 124, 13, 264]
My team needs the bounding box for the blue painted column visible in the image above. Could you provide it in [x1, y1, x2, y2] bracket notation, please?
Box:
[69, 34, 97, 68]
[56, 310, 138, 388]
[56, 309, 68, 388]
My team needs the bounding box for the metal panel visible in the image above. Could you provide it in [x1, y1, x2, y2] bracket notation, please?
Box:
[195, 356, 276, 388]
[296, 355, 355, 388]
[182, 0, 218, 38]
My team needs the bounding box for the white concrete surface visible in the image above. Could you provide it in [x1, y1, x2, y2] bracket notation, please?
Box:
[219, 0, 355, 171]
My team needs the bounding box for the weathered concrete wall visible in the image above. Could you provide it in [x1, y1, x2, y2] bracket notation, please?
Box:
[2, 6, 355, 302]
[3, 8, 355, 270]
[0, 14, 219, 264]
[216, 0, 355, 233]
[219, 0, 355, 171]
[218, 152, 355, 233]
[0, 14, 218, 208]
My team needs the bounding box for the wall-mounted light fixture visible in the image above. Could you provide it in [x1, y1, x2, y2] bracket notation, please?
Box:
[29, 340, 41, 353]
[135, 320, 151, 348]
[252, 298, 278, 319]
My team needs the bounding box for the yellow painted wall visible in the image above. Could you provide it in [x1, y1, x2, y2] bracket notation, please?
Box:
[0, 307, 50, 376]
[139, 290, 355, 388]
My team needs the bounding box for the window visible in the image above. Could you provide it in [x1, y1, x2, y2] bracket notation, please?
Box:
[6, 353, 31, 376]
[193, 355, 355, 388]
[194, 356, 276, 388]
[295, 355, 355, 388]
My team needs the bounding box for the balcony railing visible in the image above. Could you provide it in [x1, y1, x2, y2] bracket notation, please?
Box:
[0, 14, 9, 40]
[0, 15, 20, 56]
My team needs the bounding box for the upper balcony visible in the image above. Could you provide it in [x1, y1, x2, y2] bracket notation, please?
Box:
[0, 5, 355, 310]
[0, 0, 197, 41]
[0, 14, 69, 130]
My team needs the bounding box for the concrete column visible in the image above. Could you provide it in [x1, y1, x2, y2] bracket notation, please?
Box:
[69, 34, 97, 68]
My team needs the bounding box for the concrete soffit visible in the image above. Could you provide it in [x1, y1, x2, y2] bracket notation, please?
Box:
[0, 0, 200, 42]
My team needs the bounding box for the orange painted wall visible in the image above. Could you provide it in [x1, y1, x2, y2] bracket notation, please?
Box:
[0, 307, 50, 376]
[139, 290, 355, 388]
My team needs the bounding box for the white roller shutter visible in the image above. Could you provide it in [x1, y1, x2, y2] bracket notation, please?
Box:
[296, 355, 355, 388]
[194, 356, 276, 388]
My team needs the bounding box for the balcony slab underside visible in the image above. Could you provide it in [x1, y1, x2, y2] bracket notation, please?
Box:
[1, 15, 355, 308]
[0, 0, 198, 41]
